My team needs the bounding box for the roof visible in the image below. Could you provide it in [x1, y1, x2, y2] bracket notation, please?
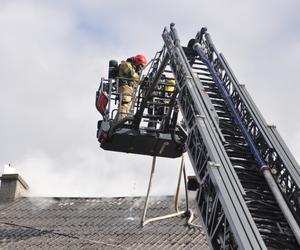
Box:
[0, 196, 208, 249]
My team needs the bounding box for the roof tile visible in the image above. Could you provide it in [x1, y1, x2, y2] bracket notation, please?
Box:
[0, 196, 208, 249]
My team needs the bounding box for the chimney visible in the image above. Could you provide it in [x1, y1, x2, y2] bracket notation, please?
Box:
[0, 167, 29, 203]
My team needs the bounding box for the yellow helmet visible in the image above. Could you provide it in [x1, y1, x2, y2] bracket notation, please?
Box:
[166, 79, 176, 92]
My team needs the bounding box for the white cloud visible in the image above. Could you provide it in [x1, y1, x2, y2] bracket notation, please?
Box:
[0, 0, 299, 197]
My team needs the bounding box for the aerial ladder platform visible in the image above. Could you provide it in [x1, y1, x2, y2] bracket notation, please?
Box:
[96, 24, 300, 249]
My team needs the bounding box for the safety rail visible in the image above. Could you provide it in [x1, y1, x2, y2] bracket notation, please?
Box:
[133, 48, 179, 134]
[96, 59, 185, 158]
[96, 77, 141, 122]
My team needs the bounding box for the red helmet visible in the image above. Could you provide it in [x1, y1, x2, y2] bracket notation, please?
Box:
[133, 54, 147, 66]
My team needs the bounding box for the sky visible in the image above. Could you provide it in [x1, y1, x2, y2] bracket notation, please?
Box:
[0, 0, 300, 197]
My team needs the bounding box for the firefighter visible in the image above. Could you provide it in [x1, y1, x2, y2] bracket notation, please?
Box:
[165, 79, 176, 96]
[115, 54, 147, 121]
[147, 79, 164, 128]
[147, 78, 176, 128]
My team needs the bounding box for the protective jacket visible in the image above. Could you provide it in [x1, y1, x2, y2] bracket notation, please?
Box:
[118, 61, 140, 85]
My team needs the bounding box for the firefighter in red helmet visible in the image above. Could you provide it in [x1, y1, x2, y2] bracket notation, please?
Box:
[133, 54, 147, 71]
[115, 54, 147, 121]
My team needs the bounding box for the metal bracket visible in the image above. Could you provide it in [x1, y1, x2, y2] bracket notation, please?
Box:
[207, 161, 221, 168]
[141, 155, 200, 228]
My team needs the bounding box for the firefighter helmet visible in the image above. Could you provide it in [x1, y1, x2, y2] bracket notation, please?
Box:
[133, 54, 147, 66]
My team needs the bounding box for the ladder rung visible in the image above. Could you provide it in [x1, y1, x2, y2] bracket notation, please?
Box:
[143, 114, 163, 119]
[147, 101, 169, 106]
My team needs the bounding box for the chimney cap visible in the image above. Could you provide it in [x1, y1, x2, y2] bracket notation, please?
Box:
[0, 174, 29, 190]
[0, 173, 29, 203]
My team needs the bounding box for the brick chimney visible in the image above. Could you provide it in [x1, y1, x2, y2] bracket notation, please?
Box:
[0, 166, 29, 203]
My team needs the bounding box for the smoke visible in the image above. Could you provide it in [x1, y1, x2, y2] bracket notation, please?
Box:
[27, 197, 56, 210]
[15, 149, 192, 197]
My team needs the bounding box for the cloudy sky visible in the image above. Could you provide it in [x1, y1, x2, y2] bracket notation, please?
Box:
[1, 0, 299, 197]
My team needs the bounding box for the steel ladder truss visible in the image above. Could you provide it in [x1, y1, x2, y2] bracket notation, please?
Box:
[161, 24, 300, 249]
[134, 49, 180, 135]
[192, 28, 300, 249]
[162, 24, 266, 250]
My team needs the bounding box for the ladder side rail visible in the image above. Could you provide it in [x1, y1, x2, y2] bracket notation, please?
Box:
[201, 33, 300, 223]
[163, 25, 266, 250]
[133, 49, 170, 129]
[224, 55, 300, 178]
[180, 86, 242, 249]
[176, 49, 259, 250]
[237, 81, 300, 177]
[160, 91, 178, 133]
[220, 52, 300, 223]
[107, 78, 113, 120]
[238, 83, 300, 221]
[135, 50, 163, 111]
[167, 28, 246, 201]
[180, 50, 247, 199]
[193, 42, 300, 245]
[204, 32, 300, 182]
[168, 27, 257, 212]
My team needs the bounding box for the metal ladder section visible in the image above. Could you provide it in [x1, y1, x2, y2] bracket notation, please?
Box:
[192, 28, 300, 249]
[133, 49, 179, 135]
[162, 24, 265, 250]
[161, 24, 300, 249]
